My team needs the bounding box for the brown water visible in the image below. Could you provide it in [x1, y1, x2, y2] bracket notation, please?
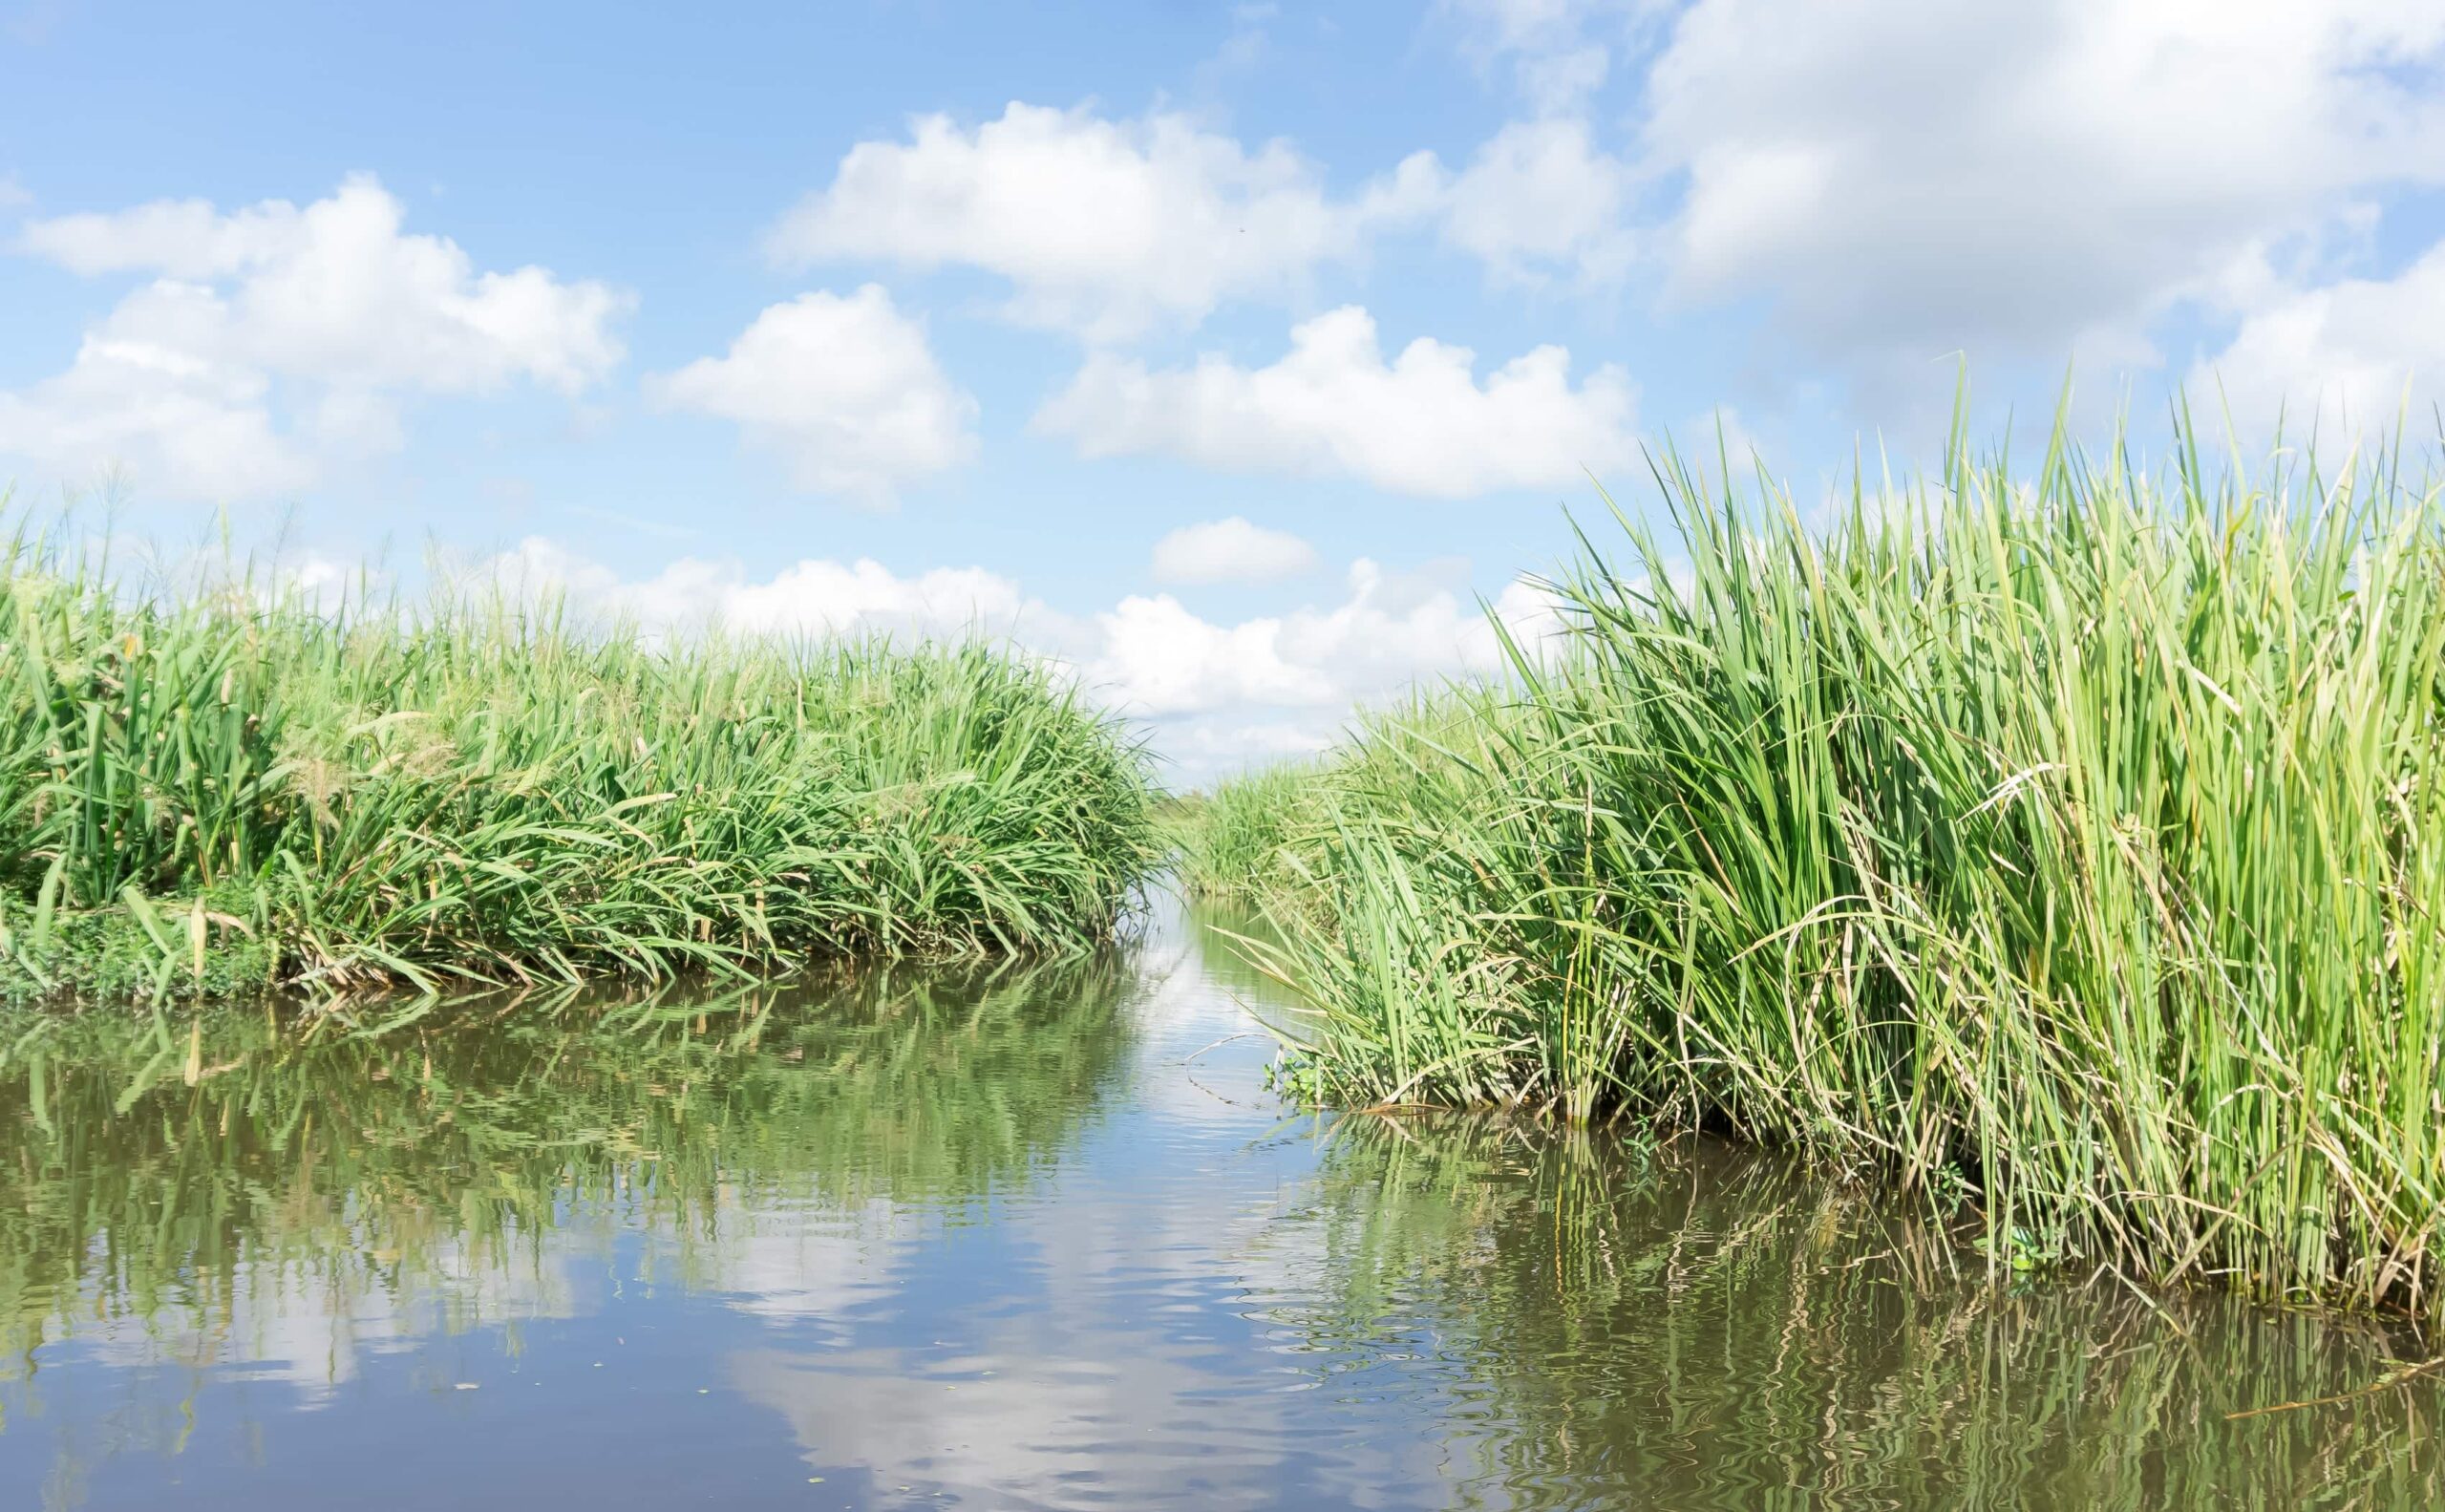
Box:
[0, 901, 2434, 1509]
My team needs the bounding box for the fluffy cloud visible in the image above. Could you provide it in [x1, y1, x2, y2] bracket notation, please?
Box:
[1431, 117, 1636, 286]
[0, 292, 310, 499]
[1084, 560, 1558, 718]
[647, 286, 977, 504]
[0, 175, 627, 498]
[764, 96, 1657, 329]
[475, 537, 1033, 641]
[1150, 517, 1319, 585]
[2191, 240, 2445, 438]
[1637, 1, 2445, 363]
[767, 101, 1438, 341]
[1034, 306, 1637, 497]
[1084, 592, 1338, 714]
[461, 539, 1561, 779]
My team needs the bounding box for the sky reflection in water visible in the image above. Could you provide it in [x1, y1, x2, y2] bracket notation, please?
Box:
[0, 904, 2435, 1510]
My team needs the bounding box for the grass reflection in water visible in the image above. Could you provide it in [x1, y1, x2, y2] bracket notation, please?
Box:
[1270, 1116, 2443, 1509]
[0, 949, 1140, 1387]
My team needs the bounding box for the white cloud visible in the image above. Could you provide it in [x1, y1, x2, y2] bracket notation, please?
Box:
[1034, 306, 1638, 497]
[647, 286, 977, 504]
[0, 175, 627, 498]
[1637, 1, 2445, 363]
[17, 175, 627, 394]
[1437, 0, 1658, 112]
[0, 295, 310, 499]
[764, 97, 1653, 329]
[1088, 562, 1565, 781]
[1432, 117, 1636, 285]
[1163, 717, 1341, 767]
[1150, 517, 1319, 585]
[766, 101, 1438, 341]
[453, 538, 1562, 778]
[1082, 559, 1560, 719]
[2191, 238, 2445, 440]
[473, 537, 1036, 642]
[1085, 592, 1338, 714]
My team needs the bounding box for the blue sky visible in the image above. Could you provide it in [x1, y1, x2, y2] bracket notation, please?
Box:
[6, 1, 2445, 780]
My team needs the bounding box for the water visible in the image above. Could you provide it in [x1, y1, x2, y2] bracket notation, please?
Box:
[0, 901, 2435, 1509]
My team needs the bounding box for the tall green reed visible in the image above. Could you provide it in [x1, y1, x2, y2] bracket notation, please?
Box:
[1193, 405, 2445, 1323]
[1170, 762, 1323, 900]
[0, 522, 1159, 1001]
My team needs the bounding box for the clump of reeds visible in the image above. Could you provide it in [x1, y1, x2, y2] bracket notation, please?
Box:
[1168, 762, 1324, 899]
[0, 523, 1159, 1002]
[1189, 404, 2445, 1324]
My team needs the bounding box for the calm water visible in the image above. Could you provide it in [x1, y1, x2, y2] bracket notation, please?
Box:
[0, 902, 2435, 1510]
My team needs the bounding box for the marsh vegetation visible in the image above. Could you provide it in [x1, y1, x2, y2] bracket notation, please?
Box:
[1181, 410, 2445, 1328]
[0, 523, 1159, 1003]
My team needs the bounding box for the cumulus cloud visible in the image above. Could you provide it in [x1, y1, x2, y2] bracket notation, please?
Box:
[1150, 517, 1319, 585]
[764, 96, 1654, 325]
[2191, 239, 2445, 440]
[647, 286, 978, 504]
[0, 175, 627, 498]
[1034, 306, 1637, 497]
[1430, 117, 1636, 286]
[457, 538, 1562, 779]
[1086, 563, 1565, 782]
[1084, 592, 1338, 714]
[1637, 0, 2445, 364]
[474, 537, 1035, 641]
[0, 293, 310, 499]
[768, 101, 1439, 341]
[1083, 560, 1560, 718]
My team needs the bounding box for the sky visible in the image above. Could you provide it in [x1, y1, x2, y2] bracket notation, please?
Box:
[5, 1, 2445, 783]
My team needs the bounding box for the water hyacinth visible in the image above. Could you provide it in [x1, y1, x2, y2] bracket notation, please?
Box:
[0, 520, 1161, 1002]
[1186, 402, 2445, 1324]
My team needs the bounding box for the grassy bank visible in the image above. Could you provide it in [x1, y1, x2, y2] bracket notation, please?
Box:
[0, 531, 1159, 1003]
[1183, 412, 2445, 1325]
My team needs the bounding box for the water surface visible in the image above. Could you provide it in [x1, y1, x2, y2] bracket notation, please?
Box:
[0, 903, 2435, 1509]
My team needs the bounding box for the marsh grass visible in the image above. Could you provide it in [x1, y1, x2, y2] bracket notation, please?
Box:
[1186, 403, 2445, 1324]
[1169, 762, 1322, 900]
[0, 522, 1159, 1003]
